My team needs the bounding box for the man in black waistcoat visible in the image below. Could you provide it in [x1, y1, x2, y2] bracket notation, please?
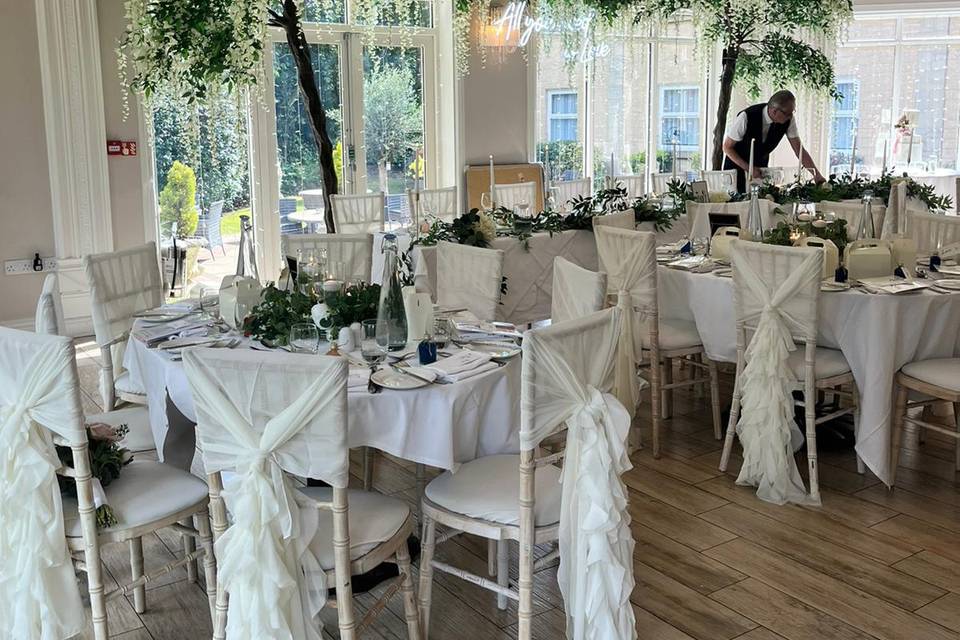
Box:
[722, 90, 825, 193]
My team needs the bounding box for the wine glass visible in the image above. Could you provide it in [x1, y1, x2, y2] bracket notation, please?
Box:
[481, 191, 493, 211]
[361, 319, 387, 366]
[234, 301, 250, 333]
[198, 286, 218, 320]
[692, 235, 710, 257]
[430, 318, 450, 349]
[289, 323, 320, 354]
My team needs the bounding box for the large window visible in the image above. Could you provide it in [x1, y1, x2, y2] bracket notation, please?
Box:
[547, 90, 578, 142]
[535, 16, 707, 184]
[830, 13, 960, 173]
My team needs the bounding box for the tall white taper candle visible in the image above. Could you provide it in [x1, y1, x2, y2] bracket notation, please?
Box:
[747, 138, 755, 189]
[797, 142, 804, 183]
[882, 140, 888, 175]
[850, 128, 857, 176]
[489, 154, 496, 209]
[906, 127, 915, 167]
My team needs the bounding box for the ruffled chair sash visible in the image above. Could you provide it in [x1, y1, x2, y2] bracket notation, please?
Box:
[731, 248, 822, 505]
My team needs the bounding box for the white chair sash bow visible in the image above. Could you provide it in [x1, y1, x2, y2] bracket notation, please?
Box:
[183, 349, 349, 640]
[522, 309, 636, 640]
[730, 244, 822, 505]
[594, 227, 657, 418]
[0, 330, 86, 640]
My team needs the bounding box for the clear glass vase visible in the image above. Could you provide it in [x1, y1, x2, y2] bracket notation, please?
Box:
[375, 234, 408, 351]
[856, 190, 876, 240]
[746, 185, 764, 240]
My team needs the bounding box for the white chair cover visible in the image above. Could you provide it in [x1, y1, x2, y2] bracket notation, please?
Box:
[495, 181, 538, 211]
[282, 233, 374, 283]
[520, 308, 636, 640]
[594, 226, 658, 418]
[550, 178, 592, 212]
[906, 209, 960, 253]
[182, 348, 349, 640]
[330, 193, 385, 234]
[0, 328, 86, 639]
[729, 241, 823, 505]
[436, 241, 504, 320]
[551, 257, 607, 324]
[592, 210, 635, 231]
[649, 173, 675, 195]
[609, 175, 646, 200]
[699, 169, 737, 193]
[83, 242, 163, 374]
[818, 200, 887, 240]
[410, 186, 458, 223]
[684, 200, 778, 239]
[35, 273, 63, 335]
[882, 181, 907, 239]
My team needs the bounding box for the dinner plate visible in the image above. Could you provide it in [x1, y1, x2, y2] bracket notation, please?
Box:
[712, 268, 732, 278]
[821, 281, 851, 292]
[370, 368, 431, 390]
[931, 278, 960, 291]
[462, 342, 521, 360]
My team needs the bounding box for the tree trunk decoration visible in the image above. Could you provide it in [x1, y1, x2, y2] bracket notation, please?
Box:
[711, 47, 739, 170]
[269, 0, 339, 233]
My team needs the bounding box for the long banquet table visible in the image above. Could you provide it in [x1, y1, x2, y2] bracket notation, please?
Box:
[124, 333, 522, 472]
[659, 267, 960, 485]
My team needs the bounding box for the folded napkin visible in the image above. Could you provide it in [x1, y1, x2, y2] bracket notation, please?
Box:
[348, 366, 371, 390]
[422, 350, 498, 383]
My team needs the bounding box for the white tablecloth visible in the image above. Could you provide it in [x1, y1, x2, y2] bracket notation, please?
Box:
[911, 172, 958, 214]
[124, 336, 521, 471]
[659, 267, 960, 485]
[414, 230, 599, 325]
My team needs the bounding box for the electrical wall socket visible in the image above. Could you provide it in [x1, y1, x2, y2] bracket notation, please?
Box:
[4, 256, 58, 275]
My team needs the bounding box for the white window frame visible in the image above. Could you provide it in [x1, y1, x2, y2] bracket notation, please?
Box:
[658, 84, 700, 152]
[546, 89, 578, 142]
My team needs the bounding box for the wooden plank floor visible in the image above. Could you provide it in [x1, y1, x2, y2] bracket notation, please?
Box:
[72, 339, 960, 640]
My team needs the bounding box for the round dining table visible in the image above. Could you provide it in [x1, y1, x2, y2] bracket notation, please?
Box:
[123, 329, 522, 474]
[658, 265, 960, 485]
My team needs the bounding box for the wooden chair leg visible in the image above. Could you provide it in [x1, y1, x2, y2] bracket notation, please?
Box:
[889, 382, 909, 487]
[487, 538, 497, 576]
[181, 517, 198, 583]
[953, 402, 960, 472]
[129, 537, 146, 614]
[719, 366, 742, 472]
[662, 358, 674, 420]
[363, 447, 376, 490]
[708, 359, 722, 440]
[851, 383, 866, 475]
[415, 464, 427, 527]
[496, 540, 509, 610]
[396, 541, 422, 640]
[196, 509, 217, 620]
[804, 381, 820, 503]
[85, 536, 108, 640]
[417, 516, 437, 639]
[650, 355, 663, 459]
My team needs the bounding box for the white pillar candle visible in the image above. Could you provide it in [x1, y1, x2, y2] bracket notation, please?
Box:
[747, 138, 754, 188]
[489, 154, 496, 209]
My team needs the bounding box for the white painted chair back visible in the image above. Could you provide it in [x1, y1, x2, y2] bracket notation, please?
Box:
[608, 174, 646, 200]
[182, 348, 350, 639]
[549, 178, 592, 212]
[495, 181, 538, 211]
[0, 328, 92, 639]
[83, 242, 163, 406]
[818, 200, 886, 240]
[35, 273, 64, 335]
[882, 181, 907, 239]
[593, 226, 658, 417]
[301, 190, 325, 212]
[650, 172, 675, 194]
[519, 308, 636, 638]
[282, 233, 374, 283]
[331, 193, 385, 234]
[699, 169, 737, 192]
[906, 209, 960, 253]
[551, 256, 607, 324]
[436, 241, 504, 320]
[409, 186, 458, 223]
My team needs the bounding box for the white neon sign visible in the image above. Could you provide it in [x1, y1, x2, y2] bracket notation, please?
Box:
[491, 0, 611, 62]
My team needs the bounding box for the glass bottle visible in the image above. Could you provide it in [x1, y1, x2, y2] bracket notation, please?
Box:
[856, 190, 876, 240]
[375, 234, 408, 351]
[746, 185, 764, 240]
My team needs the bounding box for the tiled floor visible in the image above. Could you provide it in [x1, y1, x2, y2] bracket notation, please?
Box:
[73, 342, 960, 639]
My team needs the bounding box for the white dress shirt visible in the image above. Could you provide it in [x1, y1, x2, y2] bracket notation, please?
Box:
[725, 105, 800, 143]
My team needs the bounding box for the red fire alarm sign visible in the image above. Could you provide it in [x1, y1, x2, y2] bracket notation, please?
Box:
[106, 140, 137, 156]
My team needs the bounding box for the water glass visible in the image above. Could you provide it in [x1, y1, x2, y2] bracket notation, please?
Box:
[430, 318, 450, 348]
[289, 323, 320, 354]
[198, 286, 218, 320]
[234, 301, 250, 332]
[692, 236, 710, 256]
[361, 319, 387, 366]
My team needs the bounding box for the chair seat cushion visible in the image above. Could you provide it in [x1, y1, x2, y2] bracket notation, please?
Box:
[300, 488, 410, 570]
[63, 460, 208, 537]
[85, 406, 155, 453]
[424, 454, 562, 527]
[640, 318, 703, 352]
[786, 347, 851, 380]
[115, 370, 146, 396]
[901, 358, 960, 392]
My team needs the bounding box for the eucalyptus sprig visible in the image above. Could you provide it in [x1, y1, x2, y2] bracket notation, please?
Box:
[241, 284, 315, 346]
